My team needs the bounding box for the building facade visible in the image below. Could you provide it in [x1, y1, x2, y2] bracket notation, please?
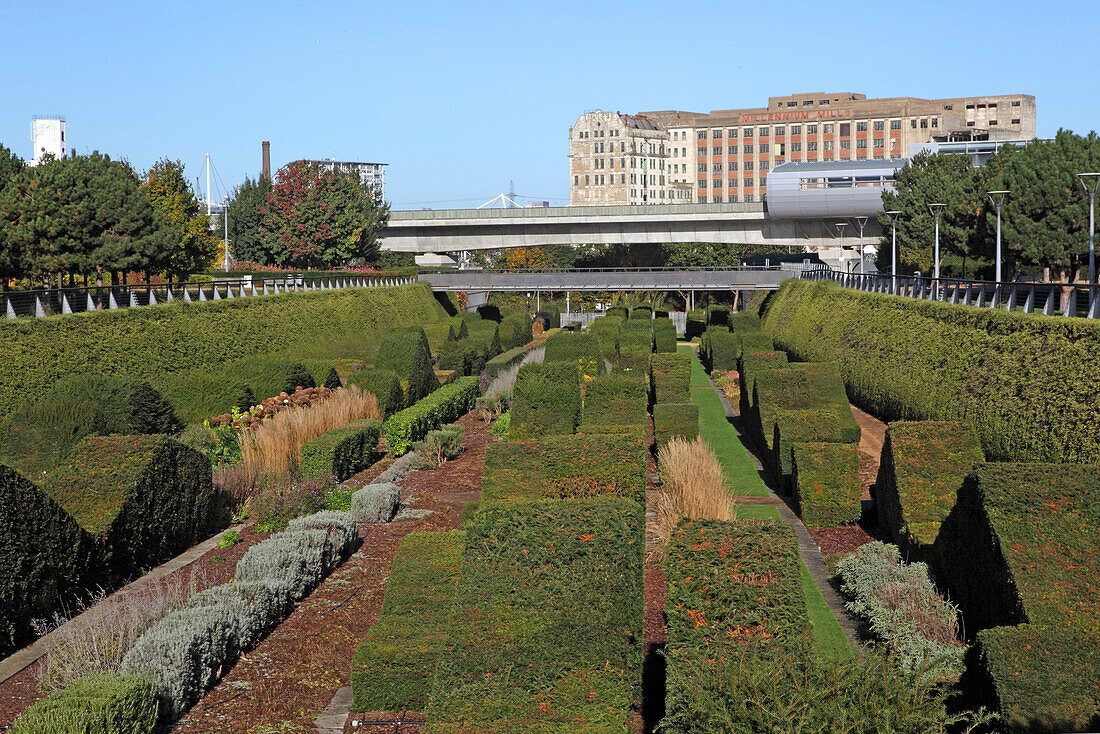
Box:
[297, 159, 387, 201]
[30, 116, 66, 166]
[570, 92, 1036, 205]
[568, 111, 681, 206]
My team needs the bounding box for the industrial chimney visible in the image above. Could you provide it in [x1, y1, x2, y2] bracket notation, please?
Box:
[261, 141, 271, 180]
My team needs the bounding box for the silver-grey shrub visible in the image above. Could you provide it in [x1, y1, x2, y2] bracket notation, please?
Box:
[235, 528, 336, 598]
[374, 451, 417, 484]
[351, 482, 401, 523]
[119, 604, 236, 718]
[835, 541, 964, 681]
[287, 510, 359, 558]
[184, 580, 292, 651]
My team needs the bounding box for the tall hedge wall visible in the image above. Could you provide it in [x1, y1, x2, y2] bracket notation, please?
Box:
[510, 362, 581, 439]
[650, 352, 691, 404]
[790, 442, 862, 527]
[933, 463, 1100, 638]
[763, 279, 1100, 463]
[873, 421, 984, 561]
[0, 464, 92, 656]
[580, 373, 647, 429]
[0, 284, 447, 423]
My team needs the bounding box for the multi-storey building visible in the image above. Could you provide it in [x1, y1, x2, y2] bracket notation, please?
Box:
[296, 158, 388, 201]
[568, 111, 682, 206]
[570, 92, 1036, 205]
[29, 116, 66, 166]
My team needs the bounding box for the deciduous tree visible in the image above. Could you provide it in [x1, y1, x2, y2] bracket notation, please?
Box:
[143, 158, 218, 280]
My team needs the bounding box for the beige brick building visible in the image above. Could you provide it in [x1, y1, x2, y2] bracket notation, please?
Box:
[570, 92, 1036, 205]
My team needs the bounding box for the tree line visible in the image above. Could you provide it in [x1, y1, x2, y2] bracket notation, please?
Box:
[877, 129, 1100, 282]
[0, 147, 391, 289]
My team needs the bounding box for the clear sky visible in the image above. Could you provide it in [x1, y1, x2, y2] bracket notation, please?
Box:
[1, 1, 1097, 210]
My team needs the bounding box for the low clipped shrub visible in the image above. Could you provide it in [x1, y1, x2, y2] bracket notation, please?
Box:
[351, 482, 402, 523]
[0, 465, 92, 656]
[580, 373, 647, 429]
[700, 326, 738, 372]
[968, 624, 1100, 732]
[413, 423, 465, 467]
[873, 421, 984, 561]
[382, 376, 479, 455]
[650, 352, 691, 404]
[588, 315, 622, 360]
[791, 441, 861, 526]
[481, 434, 647, 504]
[484, 345, 527, 377]
[9, 672, 157, 734]
[617, 320, 653, 373]
[300, 419, 382, 481]
[933, 463, 1100, 638]
[41, 435, 222, 586]
[424, 498, 643, 733]
[235, 516, 356, 598]
[653, 317, 677, 353]
[653, 403, 699, 450]
[346, 367, 404, 418]
[509, 362, 580, 439]
[375, 326, 439, 404]
[835, 542, 963, 682]
[352, 531, 464, 711]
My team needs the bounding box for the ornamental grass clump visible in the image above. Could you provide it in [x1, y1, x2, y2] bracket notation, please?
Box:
[238, 385, 380, 480]
[650, 437, 733, 557]
[835, 542, 963, 682]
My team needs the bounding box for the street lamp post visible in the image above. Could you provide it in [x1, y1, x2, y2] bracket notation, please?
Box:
[835, 221, 848, 278]
[987, 191, 1009, 283]
[854, 216, 869, 276]
[223, 195, 230, 274]
[928, 204, 945, 296]
[1079, 174, 1100, 285]
[885, 210, 901, 293]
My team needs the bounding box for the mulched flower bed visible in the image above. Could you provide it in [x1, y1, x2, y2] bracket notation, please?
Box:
[173, 412, 490, 734]
[808, 524, 878, 559]
[0, 526, 271, 728]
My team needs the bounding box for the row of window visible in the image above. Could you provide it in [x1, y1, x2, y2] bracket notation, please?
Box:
[576, 128, 624, 139]
[574, 174, 667, 186]
[699, 194, 754, 203]
[694, 120, 918, 140]
[698, 179, 759, 189]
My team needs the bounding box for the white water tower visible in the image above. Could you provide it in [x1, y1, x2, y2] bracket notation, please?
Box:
[30, 116, 66, 166]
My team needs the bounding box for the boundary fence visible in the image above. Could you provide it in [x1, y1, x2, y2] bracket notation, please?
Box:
[2, 275, 415, 320]
[803, 267, 1100, 320]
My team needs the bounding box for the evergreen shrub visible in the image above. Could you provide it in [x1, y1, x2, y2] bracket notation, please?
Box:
[375, 326, 439, 404]
[790, 441, 862, 526]
[587, 316, 622, 360]
[543, 331, 604, 378]
[9, 673, 157, 734]
[580, 373, 647, 429]
[630, 304, 653, 320]
[509, 362, 580, 439]
[300, 419, 382, 481]
[617, 320, 653, 373]
[650, 353, 691, 404]
[346, 367, 404, 418]
[382, 376, 479, 455]
[653, 318, 677, 353]
[653, 403, 699, 449]
[700, 326, 738, 372]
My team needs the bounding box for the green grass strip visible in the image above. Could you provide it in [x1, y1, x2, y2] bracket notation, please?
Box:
[681, 345, 768, 497]
[735, 503, 781, 520]
[800, 563, 852, 659]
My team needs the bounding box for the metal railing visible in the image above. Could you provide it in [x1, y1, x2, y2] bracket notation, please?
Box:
[803, 266, 1100, 320]
[3, 274, 416, 320]
[416, 265, 805, 292]
[389, 201, 767, 221]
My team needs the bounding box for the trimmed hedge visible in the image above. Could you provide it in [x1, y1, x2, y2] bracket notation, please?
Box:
[763, 278, 1100, 463]
[653, 403, 699, 449]
[383, 377, 479, 455]
[0, 284, 447, 424]
[580, 373, 647, 429]
[41, 435, 223, 585]
[630, 304, 653, 320]
[0, 464, 92, 656]
[790, 441, 862, 526]
[933, 463, 1100, 638]
[509, 362, 581, 439]
[346, 367, 404, 418]
[700, 326, 738, 372]
[873, 421, 984, 560]
[749, 362, 849, 453]
[739, 331, 775, 359]
[686, 309, 706, 339]
[617, 320, 653, 373]
[352, 531, 464, 711]
[663, 519, 809, 732]
[729, 312, 762, 334]
[605, 305, 629, 319]
[300, 419, 382, 481]
[737, 350, 788, 408]
[1, 375, 182, 475]
[968, 624, 1100, 732]
[650, 352, 691, 405]
[484, 345, 527, 377]
[543, 331, 604, 379]
[587, 315, 622, 360]
[653, 317, 677, 353]
[10, 672, 157, 734]
[499, 315, 532, 350]
[705, 304, 730, 327]
[375, 326, 440, 404]
[771, 406, 860, 479]
[481, 434, 647, 504]
[424, 498, 643, 733]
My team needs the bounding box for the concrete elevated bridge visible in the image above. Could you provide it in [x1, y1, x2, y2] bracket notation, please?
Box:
[382, 202, 881, 265]
[417, 264, 809, 293]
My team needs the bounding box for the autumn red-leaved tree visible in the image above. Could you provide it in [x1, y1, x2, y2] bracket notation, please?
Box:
[259, 162, 388, 269]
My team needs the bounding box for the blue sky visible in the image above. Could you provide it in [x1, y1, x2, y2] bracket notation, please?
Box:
[1, 1, 1097, 210]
